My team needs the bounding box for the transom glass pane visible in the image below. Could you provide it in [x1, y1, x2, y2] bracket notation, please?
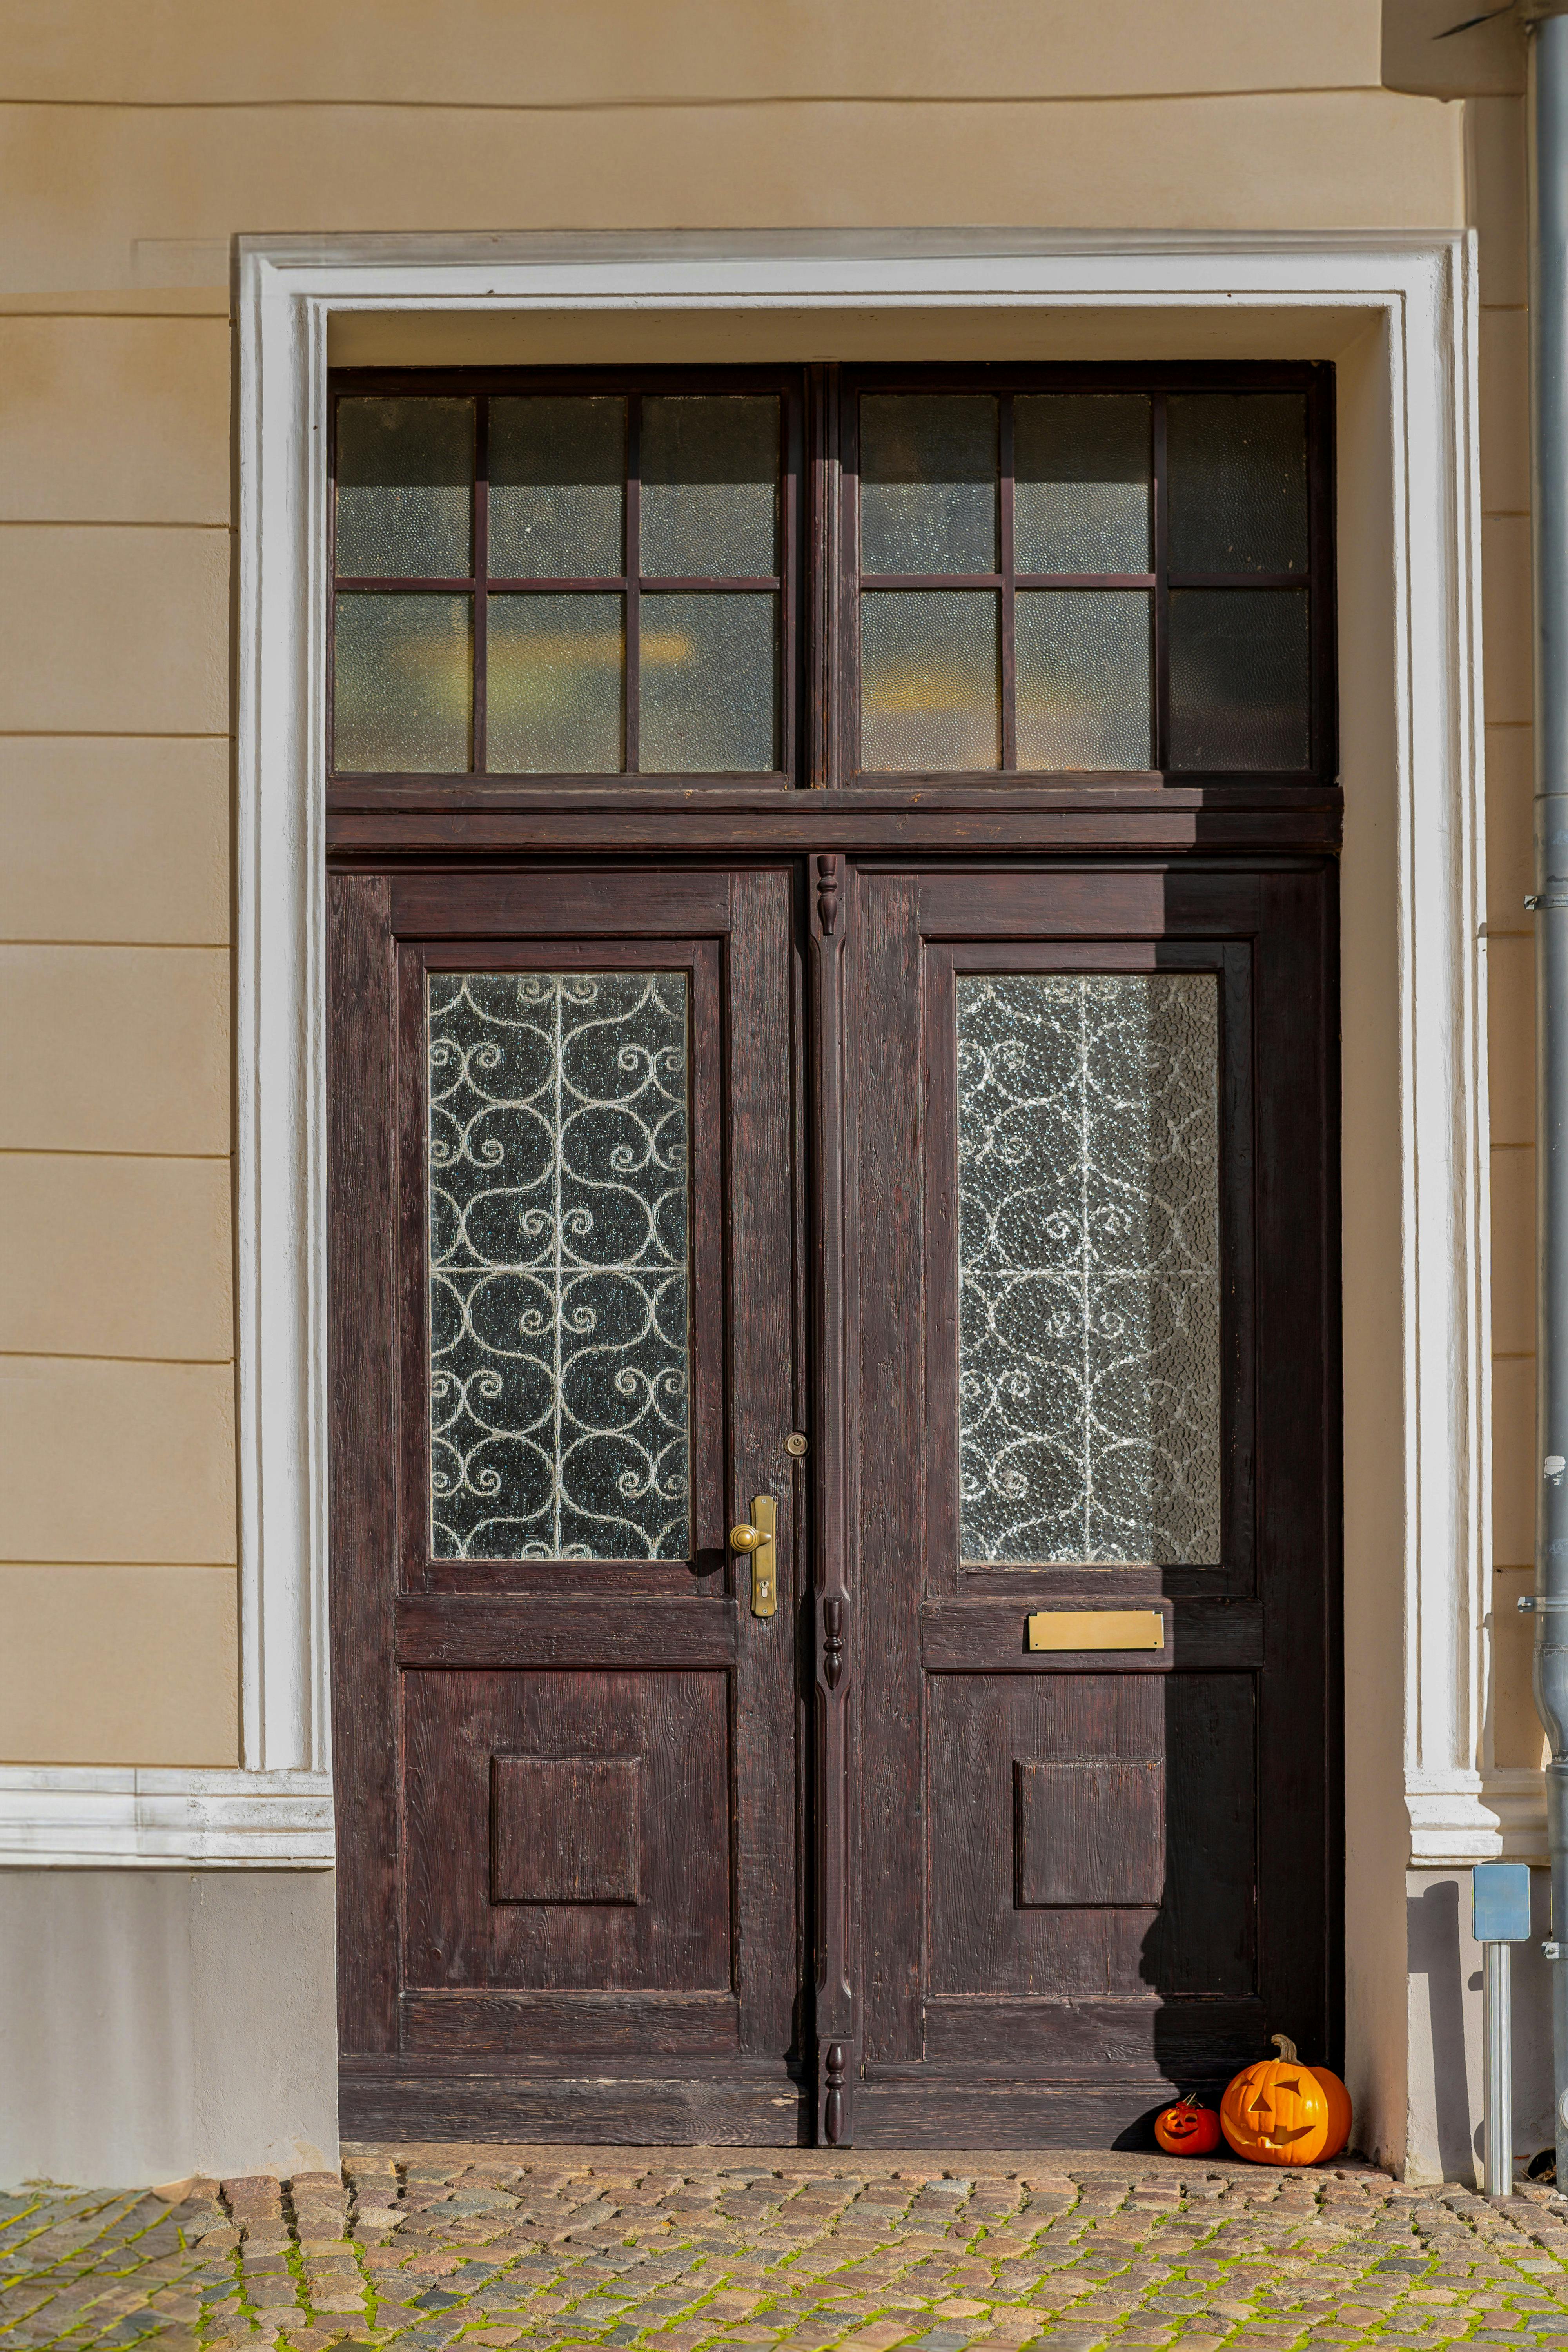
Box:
[1168, 588, 1310, 770]
[1015, 590, 1151, 770]
[860, 590, 999, 771]
[334, 593, 472, 773]
[640, 396, 780, 578]
[429, 971, 691, 1561]
[487, 594, 624, 774]
[957, 973, 1221, 1565]
[640, 592, 778, 773]
[860, 395, 998, 575]
[335, 397, 473, 579]
[488, 396, 625, 580]
[1167, 394, 1309, 576]
[1014, 395, 1151, 574]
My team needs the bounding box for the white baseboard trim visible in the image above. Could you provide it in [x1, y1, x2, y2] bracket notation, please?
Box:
[0, 1769, 334, 1868]
[1407, 1769, 1548, 1866]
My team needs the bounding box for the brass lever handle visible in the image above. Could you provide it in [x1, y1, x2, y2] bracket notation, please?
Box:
[730, 1496, 778, 1619]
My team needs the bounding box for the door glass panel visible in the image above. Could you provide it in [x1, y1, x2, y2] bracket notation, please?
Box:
[334, 593, 472, 773]
[860, 395, 998, 575]
[488, 396, 625, 580]
[640, 396, 780, 578]
[1168, 588, 1311, 770]
[1167, 393, 1309, 576]
[1015, 590, 1151, 770]
[335, 397, 474, 579]
[487, 594, 624, 773]
[428, 970, 691, 1561]
[956, 972, 1221, 1565]
[640, 592, 777, 773]
[1014, 395, 1151, 574]
[860, 590, 999, 771]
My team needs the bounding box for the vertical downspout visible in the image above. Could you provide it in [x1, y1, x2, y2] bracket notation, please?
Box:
[1528, 0, 1568, 2195]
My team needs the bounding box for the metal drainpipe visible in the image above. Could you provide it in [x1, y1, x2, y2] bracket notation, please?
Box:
[1527, 0, 1568, 2199]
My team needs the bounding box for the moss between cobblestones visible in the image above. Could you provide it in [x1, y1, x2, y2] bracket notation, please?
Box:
[12, 2160, 1568, 2352]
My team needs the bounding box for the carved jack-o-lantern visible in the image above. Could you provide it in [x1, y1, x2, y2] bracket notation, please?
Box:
[1221, 2034, 1350, 2167]
[1154, 2096, 1222, 2156]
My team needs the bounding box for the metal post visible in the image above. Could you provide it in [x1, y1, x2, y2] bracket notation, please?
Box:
[1526, 0, 1568, 2201]
[1475, 1866, 1531, 2194]
[1485, 1939, 1515, 2198]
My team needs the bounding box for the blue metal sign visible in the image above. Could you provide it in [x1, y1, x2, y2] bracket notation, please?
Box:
[1473, 1861, 1533, 1944]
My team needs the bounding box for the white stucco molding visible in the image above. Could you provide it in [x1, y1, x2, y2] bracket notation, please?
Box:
[0, 227, 1499, 1867]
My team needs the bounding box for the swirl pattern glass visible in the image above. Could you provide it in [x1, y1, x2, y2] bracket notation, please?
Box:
[428, 971, 690, 1561]
[957, 973, 1221, 1565]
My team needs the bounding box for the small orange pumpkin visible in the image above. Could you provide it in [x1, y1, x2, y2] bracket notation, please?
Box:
[1221, 2034, 1353, 2167]
[1154, 2095, 1222, 2156]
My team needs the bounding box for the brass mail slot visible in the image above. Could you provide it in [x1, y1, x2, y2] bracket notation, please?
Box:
[1026, 1609, 1165, 1652]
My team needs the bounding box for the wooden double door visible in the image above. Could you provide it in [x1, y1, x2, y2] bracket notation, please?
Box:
[330, 851, 1338, 2145]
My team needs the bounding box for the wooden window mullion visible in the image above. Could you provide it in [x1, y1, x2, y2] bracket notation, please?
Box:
[1152, 391, 1170, 775]
[473, 396, 489, 775]
[999, 394, 1017, 774]
[626, 392, 642, 776]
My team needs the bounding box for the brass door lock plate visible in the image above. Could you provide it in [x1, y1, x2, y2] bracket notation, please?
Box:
[731, 1495, 778, 1618]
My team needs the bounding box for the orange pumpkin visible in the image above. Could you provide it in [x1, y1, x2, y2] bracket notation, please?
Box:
[1154, 2095, 1222, 2156]
[1221, 2034, 1353, 2167]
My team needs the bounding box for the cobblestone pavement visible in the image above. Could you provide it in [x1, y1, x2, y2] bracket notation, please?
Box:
[8, 2149, 1568, 2352]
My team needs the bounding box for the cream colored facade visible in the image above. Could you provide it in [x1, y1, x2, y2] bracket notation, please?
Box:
[0, 0, 1547, 2181]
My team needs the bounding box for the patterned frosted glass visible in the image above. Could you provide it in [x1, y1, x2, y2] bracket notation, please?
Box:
[487, 595, 623, 774]
[860, 395, 998, 576]
[1168, 589, 1310, 770]
[1016, 592, 1151, 771]
[1167, 394, 1308, 576]
[429, 971, 690, 1561]
[640, 397, 779, 578]
[488, 397, 625, 580]
[639, 593, 777, 773]
[1014, 396, 1151, 574]
[957, 973, 1221, 1566]
[335, 398, 473, 579]
[334, 594, 471, 772]
[860, 591, 999, 771]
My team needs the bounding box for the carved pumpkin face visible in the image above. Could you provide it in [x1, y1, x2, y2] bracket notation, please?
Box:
[1154, 2098, 1221, 2156]
[1221, 2051, 1332, 2167]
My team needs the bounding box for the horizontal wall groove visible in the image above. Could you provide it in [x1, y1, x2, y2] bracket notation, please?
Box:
[0, 1561, 236, 1572]
[0, 1147, 230, 1162]
[0, 86, 1389, 113]
[0, 938, 230, 951]
[0, 1352, 235, 1369]
[0, 519, 230, 533]
[0, 731, 232, 742]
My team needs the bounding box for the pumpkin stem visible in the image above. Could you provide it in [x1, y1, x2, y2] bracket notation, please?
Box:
[1271, 2032, 1299, 2062]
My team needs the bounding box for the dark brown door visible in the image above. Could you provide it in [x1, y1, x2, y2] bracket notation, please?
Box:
[843, 860, 1339, 2145]
[330, 861, 808, 2141]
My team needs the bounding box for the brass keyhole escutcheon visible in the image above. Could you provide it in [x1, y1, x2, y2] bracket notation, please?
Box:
[731, 1496, 778, 1619]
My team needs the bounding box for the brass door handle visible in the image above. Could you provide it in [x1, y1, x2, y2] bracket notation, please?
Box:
[731, 1496, 777, 1619]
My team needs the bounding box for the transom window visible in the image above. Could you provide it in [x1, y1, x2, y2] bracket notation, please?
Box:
[328, 366, 1331, 787]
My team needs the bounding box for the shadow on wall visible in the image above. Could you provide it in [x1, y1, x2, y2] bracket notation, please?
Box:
[1407, 1880, 1476, 2182]
[1406, 1869, 1557, 2180]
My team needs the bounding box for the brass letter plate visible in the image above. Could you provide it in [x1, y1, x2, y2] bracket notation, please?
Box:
[1026, 1608, 1165, 1652]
